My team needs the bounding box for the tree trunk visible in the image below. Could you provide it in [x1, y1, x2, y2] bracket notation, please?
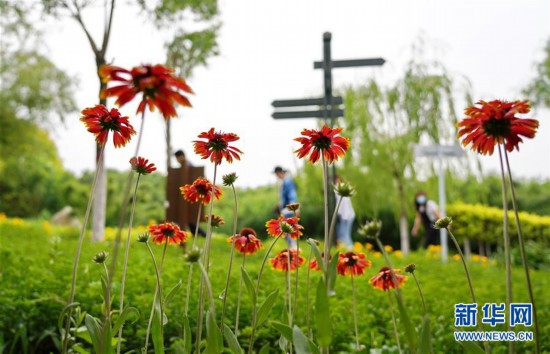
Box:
[92, 57, 107, 242]
[166, 119, 172, 171]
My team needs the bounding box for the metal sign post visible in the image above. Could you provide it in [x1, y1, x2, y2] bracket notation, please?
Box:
[414, 144, 465, 262]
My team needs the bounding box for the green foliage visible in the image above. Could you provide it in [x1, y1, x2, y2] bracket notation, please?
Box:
[1, 220, 549, 352]
[524, 38, 550, 107]
[447, 202, 550, 244]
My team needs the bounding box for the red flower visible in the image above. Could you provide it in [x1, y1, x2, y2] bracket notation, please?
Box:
[207, 214, 225, 228]
[309, 252, 330, 271]
[265, 215, 304, 240]
[99, 64, 193, 120]
[457, 100, 539, 155]
[294, 125, 350, 164]
[148, 222, 188, 245]
[228, 227, 263, 255]
[337, 252, 371, 276]
[369, 267, 407, 291]
[193, 128, 243, 165]
[270, 249, 305, 272]
[180, 177, 222, 204]
[80, 105, 135, 147]
[130, 156, 156, 175]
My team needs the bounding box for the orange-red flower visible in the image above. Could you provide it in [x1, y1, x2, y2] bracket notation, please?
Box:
[99, 64, 193, 120]
[80, 105, 135, 147]
[228, 227, 263, 255]
[270, 249, 305, 272]
[130, 156, 156, 175]
[369, 266, 407, 291]
[294, 125, 350, 164]
[337, 252, 371, 276]
[180, 177, 222, 204]
[309, 252, 330, 271]
[148, 222, 188, 245]
[207, 214, 225, 228]
[457, 100, 539, 155]
[193, 128, 243, 165]
[265, 215, 304, 240]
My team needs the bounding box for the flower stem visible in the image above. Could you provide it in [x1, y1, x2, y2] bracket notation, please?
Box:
[497, 144, 514, 354]
[351, 275, 360, 351]
[184, 204, 203, 317]
[234, 254, 246, 334]
[411, 273, 427, 316]
[102, 263, 112, 323]
[142, 242, 160, 353]
[62, 143, 105, 353]
[305, 245, 313, 337]
[286, 254, 293, 354]
[109, 105, 147, 277]
[503, 147, 540, 354]
[195, 164, 218, 351]
[116, 173, 141, 354]
[293, 237, 300, 325]
[248, 235, 281, 354]
[328, 197, 343, 251]
[387, 291, 403, 354]
[221, 184, 239, 335]
[322, 157, 330, 272]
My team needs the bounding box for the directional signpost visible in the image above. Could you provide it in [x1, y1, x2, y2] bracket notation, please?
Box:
[414, 144, 465, 263]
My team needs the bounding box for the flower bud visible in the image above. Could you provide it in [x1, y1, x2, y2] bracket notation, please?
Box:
[358, 219, 382, 238]
[434, 216, 453, 229]
[286, 203, 301, 212]
[93, 251, 108, 264]
[185, 248, 202, 263]
[222, 173, 238, 186]
[404, 263, 416, 274]
[334, 181, 356, 197]
[280, 221, 294, 234]
[137, 232, 150, 243]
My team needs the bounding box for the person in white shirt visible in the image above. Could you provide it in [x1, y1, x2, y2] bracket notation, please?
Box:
[335, 176, 355, 250]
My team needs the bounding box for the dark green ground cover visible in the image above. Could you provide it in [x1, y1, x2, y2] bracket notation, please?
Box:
[1, 220, 548, 353]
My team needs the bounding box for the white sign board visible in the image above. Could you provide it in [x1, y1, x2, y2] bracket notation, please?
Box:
[414, 144, 465, 158]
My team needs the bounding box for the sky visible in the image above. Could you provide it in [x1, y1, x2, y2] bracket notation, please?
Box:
[41, 0, 550, 187]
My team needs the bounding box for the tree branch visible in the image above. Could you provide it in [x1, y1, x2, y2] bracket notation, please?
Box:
[65, 0, 99, 55]
[100, 0, 116, 57]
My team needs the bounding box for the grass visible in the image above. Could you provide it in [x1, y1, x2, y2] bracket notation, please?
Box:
[1, 218, 548, 353]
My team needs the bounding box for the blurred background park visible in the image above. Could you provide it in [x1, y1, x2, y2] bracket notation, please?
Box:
[1, 0, 550, 352]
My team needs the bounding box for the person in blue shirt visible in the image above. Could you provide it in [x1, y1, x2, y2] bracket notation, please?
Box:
[274, 166, 298, 248]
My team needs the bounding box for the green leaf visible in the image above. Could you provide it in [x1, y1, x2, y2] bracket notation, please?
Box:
[222, 324, 243, 354]
[102, 317, 112, 354]
[72, 344, 91, 354]
[395, 292, 417, 352]
[112, 306, 140, 334]
[101, 275, 110, 308]
[293, 326, 312, 354]
[183, 315, 192, 354]
[418, 314, 432, 354]
[151, 303, 165, 354]
[57, 302, 80, 332]
[164, 280, 183, 307]
[241, 266, 256, 303]
[84, 314, 101, 354]
[204, 311, 222, 354]
[315, 279, 331, 347]
[256, 289, 279, 327]
[307, 238, 324, 271]
[270, 321, 293, 342]
[259, 343, 271, 354]
[326, 251, 339, 295]
[458, 339, 486, 354]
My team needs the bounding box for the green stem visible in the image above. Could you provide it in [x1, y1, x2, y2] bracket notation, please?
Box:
[351, 275, 360, 352]
[497, 144, 514, 354]
[322, 157, 330, 272]
[102, 263, 111, 323]
[328, 197, 343, 251]
[195, 164, 218, 352]
[234, 254, 246, 334]
[184, 204, 203, 317]
[293, 237, 300, 326]
[286, 253, 293, 354]
[387, 291, 403, 354]
[144, 241, 166, 353]
[411, 273, 427, 316]
[248, 234, 282, 354]
[305, 245, 313, 337]
[116, 173, 141, 354]
[503, 147, 540, 354]
[62, 143, 105, 353]
[221, 184, 239, 334]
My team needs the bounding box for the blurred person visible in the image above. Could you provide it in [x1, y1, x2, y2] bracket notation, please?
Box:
[274, 166, 298, 249]
[411, 191, 441, 248]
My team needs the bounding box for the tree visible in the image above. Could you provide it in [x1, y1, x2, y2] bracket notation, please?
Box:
[524, 38, 550, 107]
[40, 0, 220, 240]
[337, 58, 471, 253]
